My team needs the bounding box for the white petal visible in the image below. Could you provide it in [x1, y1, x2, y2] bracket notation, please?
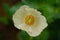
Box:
[13, 5, 29, 29]
[25, 15, 48, 37]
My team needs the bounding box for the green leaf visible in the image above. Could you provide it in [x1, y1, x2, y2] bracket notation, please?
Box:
[17, 31, 30, 40]
[2, 3, 12, 18]
[9, 2, 24, 15]
[39, 4, 55, 23]
[21, 0, 29, 5]
[38, 3, 60, 23]
[0, 17, 8, 24]
[39, 29, 50, 40]
[21, 0, 40, 9]
[22, 0, 56, 6]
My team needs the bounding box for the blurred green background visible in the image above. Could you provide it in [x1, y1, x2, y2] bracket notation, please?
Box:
[0, 0, 60, 40]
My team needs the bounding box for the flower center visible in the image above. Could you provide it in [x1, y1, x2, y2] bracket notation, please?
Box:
[24, 14, 35, 26]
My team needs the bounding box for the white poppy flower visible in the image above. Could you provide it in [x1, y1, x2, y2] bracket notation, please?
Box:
[13, 5, 48, 37]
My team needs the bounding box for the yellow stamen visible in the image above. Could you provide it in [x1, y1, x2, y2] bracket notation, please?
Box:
[24, 14, 35, 26]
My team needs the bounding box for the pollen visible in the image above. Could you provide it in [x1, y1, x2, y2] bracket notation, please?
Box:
[24, 14, 35, 26]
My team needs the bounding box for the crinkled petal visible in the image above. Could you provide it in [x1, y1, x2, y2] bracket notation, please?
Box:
[13, 5, 48, 37]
